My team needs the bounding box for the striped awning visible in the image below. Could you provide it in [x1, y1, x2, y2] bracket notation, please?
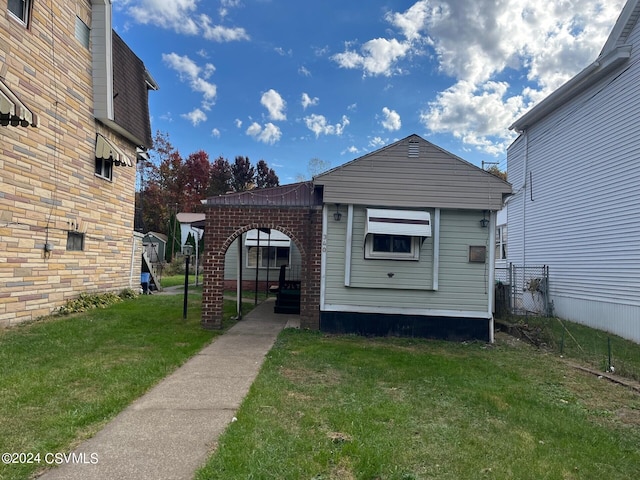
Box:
[0, 79, 38, 127]
[365, 209, 432, 237]
[95, 134, 133, 167]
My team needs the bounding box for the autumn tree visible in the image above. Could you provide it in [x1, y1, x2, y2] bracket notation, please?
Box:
[183, 150, 211, 211]
[486, 165, 507, 181]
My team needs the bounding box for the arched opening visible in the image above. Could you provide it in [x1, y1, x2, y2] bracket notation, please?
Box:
[201, 186, 322, 330]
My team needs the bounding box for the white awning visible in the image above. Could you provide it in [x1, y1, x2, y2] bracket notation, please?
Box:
[365, 209, 431, 237]
[95, 134, 133, 167]
[0, 79, 38, 127]
[245, 229, 291, 247]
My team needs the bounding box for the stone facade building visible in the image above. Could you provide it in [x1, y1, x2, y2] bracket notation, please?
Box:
[1, 0, 157, 326]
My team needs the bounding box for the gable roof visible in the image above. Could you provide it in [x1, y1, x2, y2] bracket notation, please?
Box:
[313, 134, 511, 211]
[510, 0, 638, 132]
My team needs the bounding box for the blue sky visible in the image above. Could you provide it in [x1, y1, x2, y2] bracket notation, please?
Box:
[113, 0, 625, 183]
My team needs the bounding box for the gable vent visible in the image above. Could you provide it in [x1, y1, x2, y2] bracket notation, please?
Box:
[408, 140, 419, 157]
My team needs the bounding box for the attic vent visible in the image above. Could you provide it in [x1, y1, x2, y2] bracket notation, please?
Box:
[408, 140, 419, 157]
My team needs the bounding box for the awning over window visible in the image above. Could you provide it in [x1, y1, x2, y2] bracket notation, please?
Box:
[245, 229, 291, 248]
[365, 209, 432, 237]
[0, 79, 38, 127]
[95, 134, 133, 167]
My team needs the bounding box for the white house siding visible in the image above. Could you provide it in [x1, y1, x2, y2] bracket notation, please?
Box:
[323, 206, 490, 315]
[506, 16, 640, 342]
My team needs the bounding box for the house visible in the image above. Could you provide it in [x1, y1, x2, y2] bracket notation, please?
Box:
[223, 229, 302, 292]
[0, 0, 157, 326]
[506, 0, 640, 342]
[176, 212, 205, 250]
[142, 232, 168, 264]
[202, 135, 511, 341]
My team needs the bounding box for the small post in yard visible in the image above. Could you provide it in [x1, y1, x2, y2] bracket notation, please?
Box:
[182, 244, 193, 320]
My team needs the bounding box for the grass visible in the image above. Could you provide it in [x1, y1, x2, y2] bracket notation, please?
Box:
[196, 330, 640, 480]
[504, 315, 640, 382]
[0, 292, 252, 480]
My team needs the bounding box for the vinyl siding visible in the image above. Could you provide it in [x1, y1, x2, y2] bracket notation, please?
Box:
[224, 233, 302, 282]
[315, 136, 511, 211]
[323, 207, 490, 314]
[506, 13, 640, 342]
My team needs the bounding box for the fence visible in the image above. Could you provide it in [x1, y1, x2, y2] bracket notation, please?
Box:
[495, 264, 551, 317]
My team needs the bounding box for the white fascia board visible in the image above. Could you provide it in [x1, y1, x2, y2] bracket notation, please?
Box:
[510, 45, 632, 132]
[91, 0, 114, 121]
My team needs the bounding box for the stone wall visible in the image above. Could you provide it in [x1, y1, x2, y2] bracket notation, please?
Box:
[0, 1, 141, 326]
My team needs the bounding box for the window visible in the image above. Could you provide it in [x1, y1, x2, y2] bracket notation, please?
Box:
[8, 0, 30, 24]
[495, 225, 507, 260]
[66, 232, 85, 251]
[247, 246, 290, 268]
[95, 157, 113, 180]
[365, 234, 420, 260]
[75, 16, 90, 49]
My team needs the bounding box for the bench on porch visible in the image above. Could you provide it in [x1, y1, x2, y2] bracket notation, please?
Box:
[274, 264, 300, 314]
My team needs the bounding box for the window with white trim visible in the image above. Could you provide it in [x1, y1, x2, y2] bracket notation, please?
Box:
[365, 234, 420, 260]
[495, 225, 507, 260]
[247, 246, 290, 268]
[8, 0, 30, 25]
[95, 157, 113, 181]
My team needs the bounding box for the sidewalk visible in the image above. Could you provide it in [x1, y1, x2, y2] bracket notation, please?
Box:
[37, 298, 298, 480]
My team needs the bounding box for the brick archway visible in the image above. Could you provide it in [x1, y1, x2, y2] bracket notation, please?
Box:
[201, 204, 322, 330]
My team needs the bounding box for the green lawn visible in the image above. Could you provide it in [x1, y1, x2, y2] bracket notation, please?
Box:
[196, 330, 640, 480]
[0, 293, 251, 480]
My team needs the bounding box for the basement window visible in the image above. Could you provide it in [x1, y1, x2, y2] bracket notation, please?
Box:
[66, 232, 85, 251]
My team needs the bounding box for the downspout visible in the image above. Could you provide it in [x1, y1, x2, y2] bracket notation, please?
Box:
[523, 130, 529, 265]
[129, 233, 136, 289]
[488, 211, 497, 343]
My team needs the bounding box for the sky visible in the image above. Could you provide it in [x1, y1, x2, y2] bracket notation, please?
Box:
[112, 0, 626, 183]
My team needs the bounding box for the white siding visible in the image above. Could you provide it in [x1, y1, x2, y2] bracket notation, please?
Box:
[507, 13, 640, 342]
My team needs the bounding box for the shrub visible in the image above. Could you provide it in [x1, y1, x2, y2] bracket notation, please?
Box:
[56, 292, 127, 316]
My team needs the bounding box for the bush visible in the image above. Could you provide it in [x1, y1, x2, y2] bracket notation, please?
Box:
[56, 291, 138, 316]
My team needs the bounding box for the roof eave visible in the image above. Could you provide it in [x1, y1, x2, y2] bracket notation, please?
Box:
[509, 45, 632, 132]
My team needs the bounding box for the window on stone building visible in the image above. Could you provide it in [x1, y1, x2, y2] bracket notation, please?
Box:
[8, 0, 30, 25]
[75, 16, 90, 49]
[95, 157, 113, 181]
[66, 232, 85, 251]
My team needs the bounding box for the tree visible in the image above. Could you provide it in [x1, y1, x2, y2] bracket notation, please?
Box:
[486, 165, 507, 181]
[255, 159, 280, 189]
[183, 150, 211, 211]
[208, 156, 232, 196]
[229, 156, 256, 192]
[295, 157, 331, 181]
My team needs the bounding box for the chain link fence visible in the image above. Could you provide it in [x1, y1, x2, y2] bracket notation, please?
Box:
[495, 264, 551, 317]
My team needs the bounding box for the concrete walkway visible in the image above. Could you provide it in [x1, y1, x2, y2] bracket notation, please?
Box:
[37, 298, 298, 480]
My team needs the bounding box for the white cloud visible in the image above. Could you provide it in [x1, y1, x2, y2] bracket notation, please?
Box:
[301, 93, 319, 110]
[122, 0, 250, 41]
[261, 89, 287, 121]
[401, 0, 623, 155]
[199, 14, 250, 41]
[304, 114, 350, 137]
[299, 66, 311, 77]
[234, 118, 242, 128]
[246, 122, 282, 145]
[182, 108, 207, 126]
[381, 107, 401, 131]
[369, 136, 386, 148]
[126, 0, 199, 34]
[332, 38, 412, 77]
[163, 52, 217, 111]
[421, 80, 526, 155]
[211, 128, 221, 137]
